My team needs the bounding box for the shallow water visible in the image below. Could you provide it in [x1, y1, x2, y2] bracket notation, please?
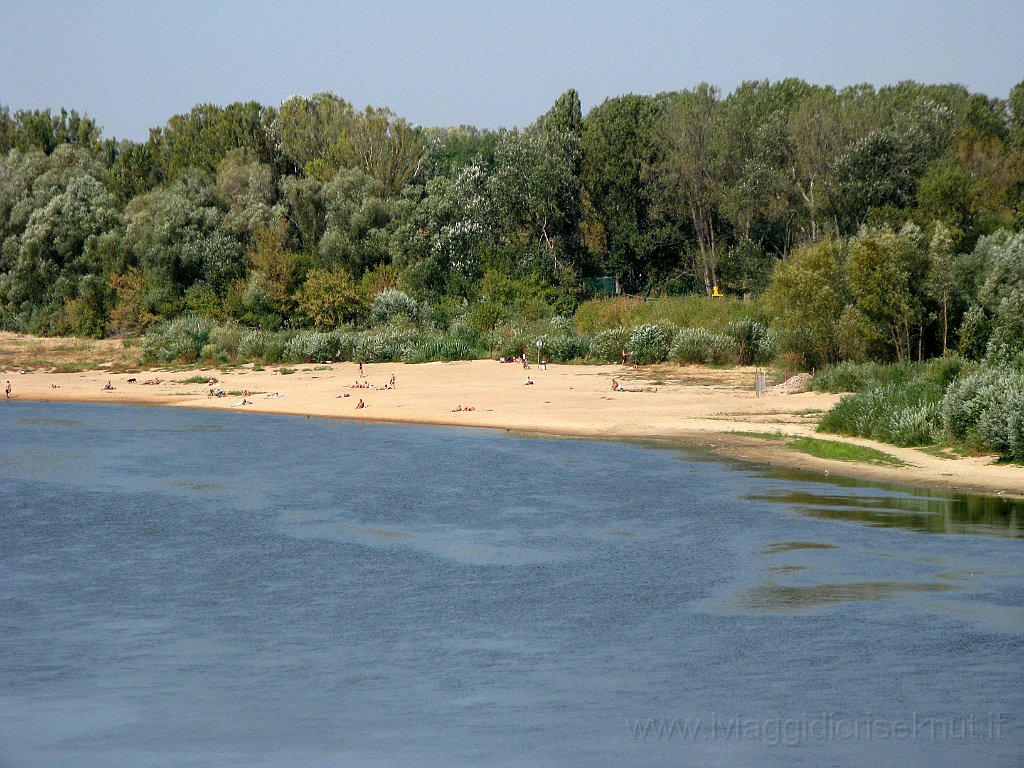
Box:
[1, 402, 1021, 767]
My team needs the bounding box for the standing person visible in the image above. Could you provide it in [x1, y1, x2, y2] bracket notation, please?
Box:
[358, 362, 365, 377]
[4, 381, 10, 399]
[621, 349, 628, 366]
[389, 374, 396, 389]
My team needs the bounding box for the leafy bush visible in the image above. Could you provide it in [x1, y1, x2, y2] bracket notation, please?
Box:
[725, 318, 775, 365]
[404, 334, 476, 363]
[589, 327, 630, 362]
[542, 333, 589, 363]
[237, 329, 274, 361]
[818, 378, 945, 446]
[628, 323, 674, 364]
[669, 327, 738, 365]
[371, 289, 419, 326]
[573, 296, 641, 334]
[634, 295, 757, 332]
[811, 361, 889, 392]
[201, 322, 242, 363]
[142, 315, 212, 364]
[283, 331, 341, 363]
[941, 366, 1024, 459]
[548, 315, 575, 335]
[354, 326, 420, 362]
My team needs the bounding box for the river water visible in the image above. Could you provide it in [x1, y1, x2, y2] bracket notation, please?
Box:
[1, 402, 1021, 767]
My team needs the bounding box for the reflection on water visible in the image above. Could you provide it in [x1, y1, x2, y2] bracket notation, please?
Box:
[749, 474, 1024, 537]
[760, 541, 837, 553]
[740, 581, 957, 610]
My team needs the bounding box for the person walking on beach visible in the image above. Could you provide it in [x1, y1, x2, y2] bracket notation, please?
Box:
[5, 381, 10, 399]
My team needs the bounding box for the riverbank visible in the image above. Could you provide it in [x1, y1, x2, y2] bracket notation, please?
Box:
[3, 342, 1022, 498]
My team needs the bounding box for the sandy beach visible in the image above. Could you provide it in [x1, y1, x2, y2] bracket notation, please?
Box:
[3, 348, 1022, 498]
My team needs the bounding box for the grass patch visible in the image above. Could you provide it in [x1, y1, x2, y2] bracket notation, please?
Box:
[178, 375, 214, 384]
[49, 362, 101, 373]
[917, 445, 962, 460]
[277, 367, 297, 375]
[731, 430, 788, 441]
[786, 437, 905, 466]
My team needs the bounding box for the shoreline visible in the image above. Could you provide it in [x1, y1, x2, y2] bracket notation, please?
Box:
[4, 358, 1023, 499]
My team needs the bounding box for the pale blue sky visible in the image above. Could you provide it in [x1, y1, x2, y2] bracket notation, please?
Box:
[2, 0, 1022, 142]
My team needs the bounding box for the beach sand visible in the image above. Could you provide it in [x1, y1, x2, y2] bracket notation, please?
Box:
[3, 350, 1022, 499]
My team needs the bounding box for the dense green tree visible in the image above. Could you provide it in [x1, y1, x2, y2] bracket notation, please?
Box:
[847, 224, 928, 360]
[149, 101, 275, 179]
[124, 170, 244, 315]
[924, 222, 959, 353]
[0, 172, 121, 334]
[293, 266, 363, 328]
[215, 149, 284, 240]
[0, 107, 103, 155]
[274, 93, 356, 174]
[763, 238, 851, 368]
[489, 124, 581, 276]
[649, 84, 724, 294]
[330, 106, 424, 196]
[107, 141, 162, 205]
[582, 94, 663, 292]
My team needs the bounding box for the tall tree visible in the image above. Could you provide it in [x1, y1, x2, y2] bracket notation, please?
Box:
[582, 94, 662, 292]
[648, 84, 723, 294]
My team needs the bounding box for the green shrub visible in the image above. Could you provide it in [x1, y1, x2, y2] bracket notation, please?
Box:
[542, 333, 589, 363]
[725, 318, 775, 365]
[573, 297, 641, 334]
[355, 326, 420, 362]
[283, 330, 342, 363]
[811, 361, 888, 392]
[405, 334, 475, 363]
[628, 323, 674, 364]
[634, 295, 756, 332]
[819, 379, 944, 446]
[201, 322, 242, 363]
[237, 329, 270, 360]
[371, 289, 419, 326]
[669, 327, 738, 365]
[942, 366, 1024, 459]
[142, 315, 212, 364]
[589, 327, 630, 362]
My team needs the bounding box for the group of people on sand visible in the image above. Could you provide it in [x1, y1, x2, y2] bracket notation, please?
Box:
[450, 404, 476, 412]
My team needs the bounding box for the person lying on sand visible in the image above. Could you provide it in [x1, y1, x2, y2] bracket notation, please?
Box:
[265, 392, 284, 398]
[523, 377, 534, 385]
[231, 398, 250, 407]
[102, 381, 115, 390]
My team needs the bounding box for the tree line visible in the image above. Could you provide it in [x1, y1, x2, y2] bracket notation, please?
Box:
[1, 79, 1023, 368]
